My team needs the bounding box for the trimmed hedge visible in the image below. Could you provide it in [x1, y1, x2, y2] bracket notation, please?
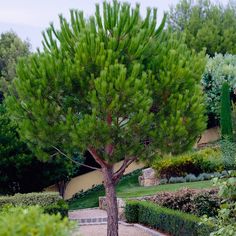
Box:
[0, 192, 68, 217]
[0, 192, 61, 207]
[125, 201, 215, 236]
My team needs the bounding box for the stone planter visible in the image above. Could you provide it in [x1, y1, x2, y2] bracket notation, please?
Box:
[99, 196, 126, 220]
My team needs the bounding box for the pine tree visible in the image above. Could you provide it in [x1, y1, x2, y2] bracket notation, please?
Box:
[6, 1, 206, 235]
[220, 82, 233, 139]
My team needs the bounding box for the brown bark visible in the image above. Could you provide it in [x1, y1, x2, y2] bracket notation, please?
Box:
[56, 180, 67, 198]
[102, 166, 119, 236]
[88, 147, 137, 236]
[112, 157, 137, 184]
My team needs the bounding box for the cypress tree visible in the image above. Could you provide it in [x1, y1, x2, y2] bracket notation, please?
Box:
[220, 82, 233, 139]
[6, 1, 206, 235]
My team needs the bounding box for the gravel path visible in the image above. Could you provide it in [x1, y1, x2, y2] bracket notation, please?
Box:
[72, 224, 151, 236]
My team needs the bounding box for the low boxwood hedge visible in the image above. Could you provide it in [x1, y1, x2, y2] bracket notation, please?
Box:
[0, 192, 68, 217]
[125, 201, 215, 236]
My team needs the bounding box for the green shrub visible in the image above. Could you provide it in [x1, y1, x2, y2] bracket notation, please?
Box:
[199, 173, 214, 180]
[0, 205, 73, 236]
[169, 176, 186, 183]
[159, 178, 168, 184]
[43, 199, 69, 218]
[0, 192, 61, 207]
[0, 192, 68, 217]
[192, 191, 221, 217]
[220, 138, 236, 170]
[203, 172, 236, 235]
[208, 203, 236, 236]
[152, 147, 223, 178]
[158, 171, 229, 185]
[125, 201, 215, 236]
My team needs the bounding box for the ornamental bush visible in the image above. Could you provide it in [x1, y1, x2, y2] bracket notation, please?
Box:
[220, 82, 233, 139]
[145, 188, 220, 217]
[152, 147, 223, 178]
[125, 201, 215, 236]
[158, 171, 229, 185]
[0, 205, 73, 236]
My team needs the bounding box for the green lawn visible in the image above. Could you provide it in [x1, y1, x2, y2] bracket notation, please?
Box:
[68, 171, 213, 210]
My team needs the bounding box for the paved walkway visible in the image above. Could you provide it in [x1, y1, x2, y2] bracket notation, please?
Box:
[69, 208, 166, 236]
[73, 224, 151, 236]
[69, 208, 107, 220]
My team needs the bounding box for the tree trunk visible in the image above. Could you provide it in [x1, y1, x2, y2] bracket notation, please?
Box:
[102, 166, 119, 236]
[56, 180, 67, 198]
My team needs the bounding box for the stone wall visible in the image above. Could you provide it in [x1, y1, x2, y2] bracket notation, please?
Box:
[45, 160, 145, 200]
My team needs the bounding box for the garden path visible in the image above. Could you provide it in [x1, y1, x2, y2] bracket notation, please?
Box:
[69, 208, 166, 236]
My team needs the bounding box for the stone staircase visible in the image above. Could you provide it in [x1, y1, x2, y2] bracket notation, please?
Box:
[69, 208, 108, 225]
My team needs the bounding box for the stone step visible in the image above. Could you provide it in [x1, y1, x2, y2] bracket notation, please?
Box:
[71, 217, 108, 225]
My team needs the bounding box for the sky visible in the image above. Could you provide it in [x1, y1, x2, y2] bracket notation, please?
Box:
[0, 0, 228, 51]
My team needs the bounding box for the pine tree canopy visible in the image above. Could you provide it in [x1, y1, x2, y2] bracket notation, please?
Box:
[6, 0, 206, 166]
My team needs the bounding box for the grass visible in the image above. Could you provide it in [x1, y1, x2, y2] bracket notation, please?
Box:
[68, 171, 213, 210]
[117, 180, 213, 198]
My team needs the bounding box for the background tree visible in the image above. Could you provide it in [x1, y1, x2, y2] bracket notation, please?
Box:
[0, 103, 79, 196]
[0, 31, 30, 95]
[0, 31, 82, 196]
[202, 54, 236, 124]
[168, 0, 236, 57]
[6, 1, 206, 235]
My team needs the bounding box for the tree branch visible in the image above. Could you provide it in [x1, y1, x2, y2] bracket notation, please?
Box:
[88, 146, 110, 168]
[51, 145, 101, 171]
[112, 156, 137, 184]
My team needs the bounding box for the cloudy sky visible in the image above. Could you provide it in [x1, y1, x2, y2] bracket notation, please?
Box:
[0, 0, 228, 51]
